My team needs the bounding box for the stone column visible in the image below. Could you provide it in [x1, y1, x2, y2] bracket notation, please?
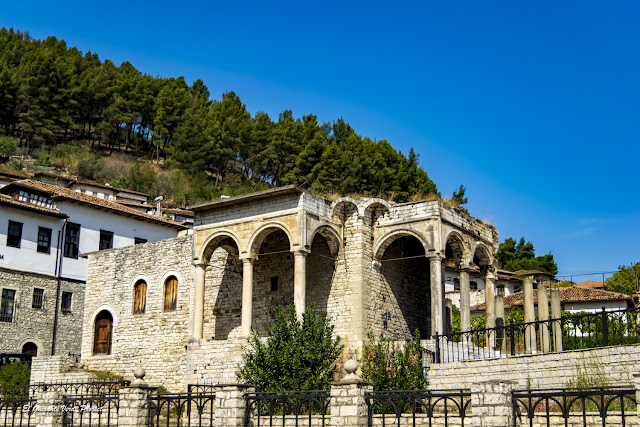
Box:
[444, 298, 453, 335]
[550, 288, 563, 352]
[214, 384, 254, 427]
[495, 293, 506, 353]
[429, 255, 444, 337]
[459, 267, 471, 332]
[118, 369, 154, 427]
[470, 380, 517, 427]
[293, 250, 308, 320]
[523, 278, 537, 354]
[240, 257, 254, 337]
[484, 269, 496, 330]
[330, 360, 372, 427]
[192, 262, 207, 340]
[33, 391, 64, 427]
[537, 283, 550, 353]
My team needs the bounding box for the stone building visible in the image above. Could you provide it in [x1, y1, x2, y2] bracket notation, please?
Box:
[79, 186, 499, 390]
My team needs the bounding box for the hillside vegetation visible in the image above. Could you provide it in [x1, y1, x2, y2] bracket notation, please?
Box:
[0, 28, 452, 207]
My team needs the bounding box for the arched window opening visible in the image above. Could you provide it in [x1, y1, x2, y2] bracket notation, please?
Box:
[133, 280, 147, 314]
[164, 276, 178, 311]
[22, 342, 37, 357]
[93, 311, 113, 355]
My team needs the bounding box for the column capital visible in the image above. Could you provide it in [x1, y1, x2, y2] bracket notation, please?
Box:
[193, 260, 208, 269]
[428, 253, 445, 262]
[239, 254, 255, 263]
[291, 248, 310, 257]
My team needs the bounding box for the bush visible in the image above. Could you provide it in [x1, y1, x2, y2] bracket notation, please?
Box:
[237, 305, 343, 392]
[78, 154, 112, 181]
[128, 160, 157, 193]
[0, 136, 17, 157]
[361, 330, 426, 391]
[0, 363, 30, 395]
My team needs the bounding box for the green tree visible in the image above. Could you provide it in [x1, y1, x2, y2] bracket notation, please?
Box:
[496, 237, 558, 275]
[451, 185, 468, 206]
[128, 160, 156, 193]
[0, 135, 17, 157]
[604, 262, 640, 296]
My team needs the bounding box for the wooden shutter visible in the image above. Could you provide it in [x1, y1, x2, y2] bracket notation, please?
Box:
[164, 277, 178, 311]
[133, 281, 146, 314]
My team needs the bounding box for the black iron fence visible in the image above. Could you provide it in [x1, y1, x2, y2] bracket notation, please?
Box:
[0, 395, 36, 427]
[435, 307, 640, 363]
[243, 390, 330, 427]
[512, 386, 636, 427]
[0, 380, 130, 399]
[148, 389, 216, 427]
[63, 394, 120, 427]
[365, 389, 471, 427]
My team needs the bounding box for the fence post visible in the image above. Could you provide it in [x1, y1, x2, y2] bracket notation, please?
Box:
[550, 289, 563, 352]
[601, 307, 609, 346]
[33, 390, 64, 427]
[118, 369, 155, 427]
[213, 384, 253, 427]
[434, 332, 441, 363]
[509, 323, 515, 356]
[330, 360, 372, 427]
[470, 379, 517, 427]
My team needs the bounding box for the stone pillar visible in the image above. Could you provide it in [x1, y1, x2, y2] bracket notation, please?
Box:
[550, 288, 563, 352]
[118, 369, 154, 427]
[444, 298, 453, 335]
[523, 278, 537, 354]
[240, 257, 254, 337]
[495, 293, 505, 353]
[484, 269, 496, 330]
[192, 262, 207, 340]
[33, 391, 64, 427]
[470, 380, 517, 427]
[214, 384, 253, 427]
[330, 360, 372, 427]
[293, 250, 308, 320]
[429, 255, 444, 336]
[459, 267, 471, 332]
[537, 283, 550, 353]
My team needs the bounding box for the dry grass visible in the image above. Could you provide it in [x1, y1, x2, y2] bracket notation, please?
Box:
[102, 152, 134, 177]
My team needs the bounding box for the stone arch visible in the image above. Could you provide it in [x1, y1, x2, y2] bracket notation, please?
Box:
[199, 231, 241, 263]
[248, 222, 294, 257]
[444, 230, 467, 265]
[330, 197, 359, 219]
[19, 337, 44, 356]
[373, 228, 430, 261]
[308, 224, 341, 257]
[360, 198, 392, 218]
[472, 242, 493, 267]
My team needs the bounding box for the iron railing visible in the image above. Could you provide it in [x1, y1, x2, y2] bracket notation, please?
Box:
[63, 394, 120, 427]
[0, 395, 36, 427]
[243, 390, 330, 427]
[435, 307, 640, 363]
[365, 389, 471, 427]
[0, 380, 129, 400]
[148, 390, 216, 427]
[512, 386, 636, 427]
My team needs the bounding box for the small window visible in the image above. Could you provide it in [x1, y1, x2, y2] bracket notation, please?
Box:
[64, 223, 81, 258]
[134, 237, 147, 245]
[99, 230, 114, 251]
[454, 278, 460, 291]
[0, 289, 16, 322]
[61, 291, 72, 312]
[37, 227, 52, 254]
[133, 280, 147, 314]
[164, 276, 178, 311]
[470, 281, 478, 290]
[270, 276, 279, 292]
[7, 221, 22, 248]
[32, 288, 44, 309]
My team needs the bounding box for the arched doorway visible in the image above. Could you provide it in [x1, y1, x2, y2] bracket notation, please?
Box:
[306, 228, 340, 315]
[21, 342, 37, 357]
[93, 310, 113, 355]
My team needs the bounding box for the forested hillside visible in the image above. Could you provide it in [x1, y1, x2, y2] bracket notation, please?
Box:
[0, 28, 444, 206]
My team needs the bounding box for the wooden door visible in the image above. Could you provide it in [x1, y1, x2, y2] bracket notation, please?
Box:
[93, 311, 113, 355]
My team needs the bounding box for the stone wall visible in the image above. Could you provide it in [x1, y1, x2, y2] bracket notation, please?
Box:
[429, 344, 640, 390]
[0, 267, 84, 356]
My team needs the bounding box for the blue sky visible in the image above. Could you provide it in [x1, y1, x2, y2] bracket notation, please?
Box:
[2, 1, 638, 279]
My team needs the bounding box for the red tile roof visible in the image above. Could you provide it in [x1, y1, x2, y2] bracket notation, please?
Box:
[1, 180, 186, 229]
[470, 286, 632, 311]
[576, 280, 606, 289]
[0, 194, 68, 218]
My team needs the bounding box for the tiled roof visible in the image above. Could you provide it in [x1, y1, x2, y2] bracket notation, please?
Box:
[576, 280, 606, 289]
[33, 172, 149, 197]
[470, 286, 632, 311]
[513, 269, 555, 277]
[0, 194, 68, 218]
[1, 180, 186, 229]
[166, 208, 194, 217]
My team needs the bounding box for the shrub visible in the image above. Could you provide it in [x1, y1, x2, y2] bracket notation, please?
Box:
[0, 363, 30, 396]
[237, 305, 343, 392]
[78, 154, 112, 181]
[361, 330, 426, 391]
[0, 136, 17, 157]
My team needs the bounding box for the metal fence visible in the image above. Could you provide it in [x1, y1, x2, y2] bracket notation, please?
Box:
[148, 389, 216, 427]
[512, 386, 636, 427]
[435, 307, 640, 363]
[365, 389, 471, 427]
[0, 395, 36, 427]
[0, 380, 130, 399]
[243, 390, 330, 427]
[63, 394, 120, 427]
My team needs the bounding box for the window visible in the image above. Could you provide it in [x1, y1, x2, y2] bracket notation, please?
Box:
[270, 276, 279, 292]
[37, 227, 52, 254]
[134, 237, 147, 245]
[7, 221, 22, 248]
[133, 280, 147, 314]
[22, 342, 37, 357]
[93, 310, 113, 355]
[32, 288, 44, 309]
[454, 278, 460, 291]
[0, 289, 16, 322]
[164, 276, 178, 311]
[64, 223, 80, 258]
[99, 230, 114, 251]
[61, 291, 72, 312]
[470, 281, 478, 290]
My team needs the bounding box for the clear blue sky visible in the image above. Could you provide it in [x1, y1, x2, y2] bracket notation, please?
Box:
[2, 1, 638, 279]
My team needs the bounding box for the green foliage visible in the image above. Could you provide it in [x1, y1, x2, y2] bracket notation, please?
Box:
[128, 160, 156, 193]
[604, 262, 639, 296]
[78, 153, 110, 181]
[552, 280, 575, 288]
[0, 136, 17, 157]
[237, 305, 343, 392]
[496, 237, 558, 275]
[0, 363, 30, 387]
[360, 330, 426, 391]
[451, 185, 467, 206]
[451, 304, 461, 333]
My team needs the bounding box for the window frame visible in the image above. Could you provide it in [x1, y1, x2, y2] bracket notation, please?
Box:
[132, 280, 147, 315]
[99, 230, 114, 251]
[61, 291, 72, 312]
[163, 276, 178, 312]
[7, 221, 23, 248]
[32, 288, 44, 309]
[63, 223, 81, 259]
[0, 288, 16, 322]
[37, 227, 52, 254]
